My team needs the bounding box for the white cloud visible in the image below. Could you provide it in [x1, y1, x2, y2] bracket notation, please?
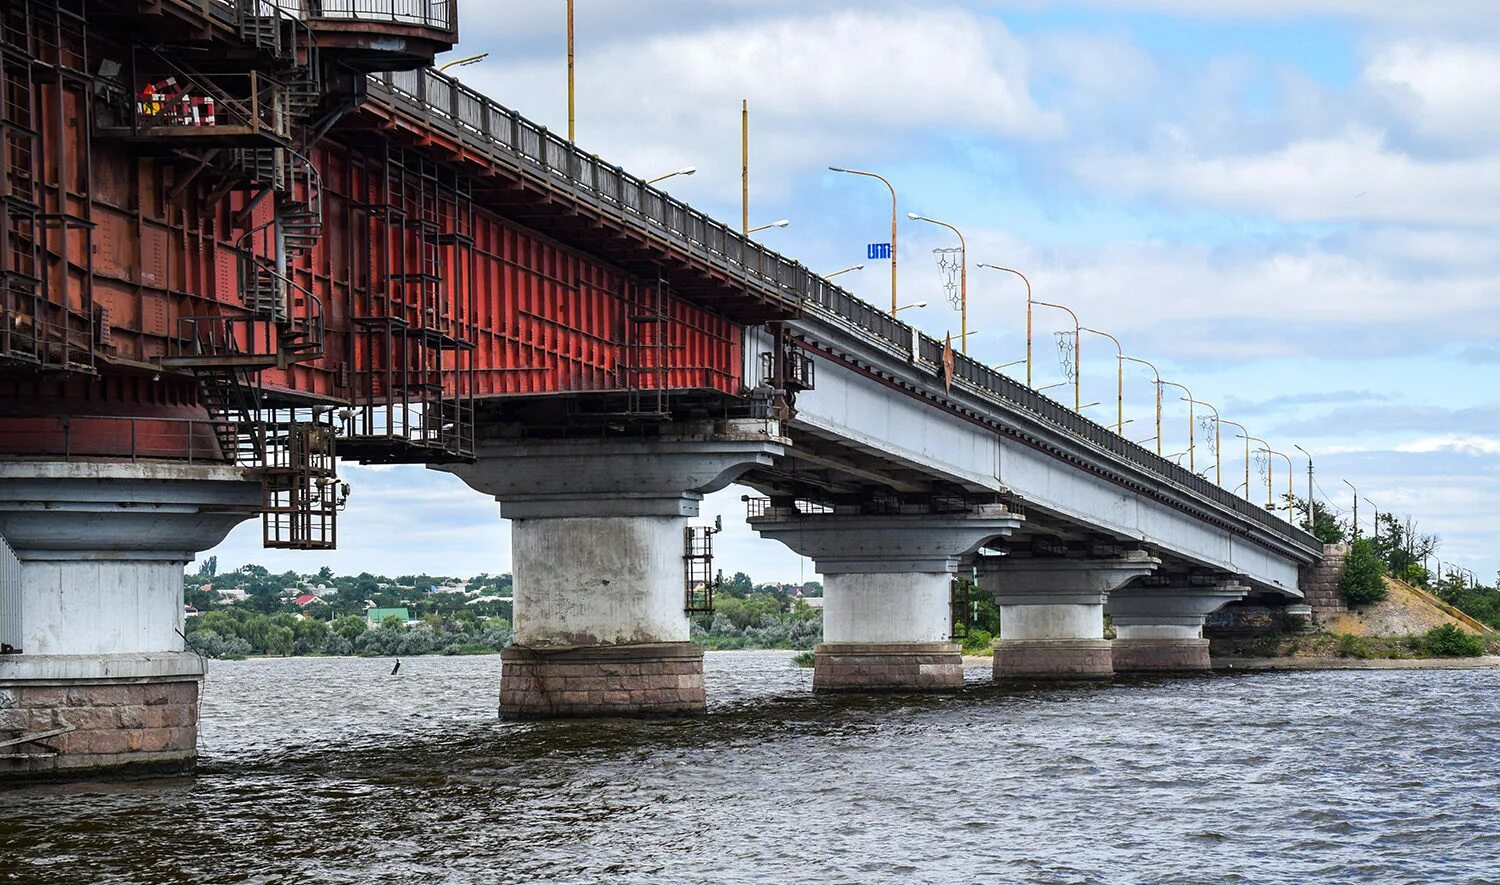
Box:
[1072, 128, 1500, 226]
[1395, 434, 1500, 456]
[991, 0, 1500, 30]
[1365, 41, 1500, 149]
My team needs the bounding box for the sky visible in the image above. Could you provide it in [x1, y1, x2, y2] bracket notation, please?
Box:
[206, 0, 1500, 585]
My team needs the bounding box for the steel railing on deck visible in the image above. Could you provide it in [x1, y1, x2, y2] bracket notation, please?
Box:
[0, 415, 232, 463]
[362, 65, 1319, 552]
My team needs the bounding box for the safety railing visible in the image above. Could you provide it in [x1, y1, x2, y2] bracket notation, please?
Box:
[0, 415, 233, 463]
[288, 0, 454, 29]
[362, 65, 1320, 553]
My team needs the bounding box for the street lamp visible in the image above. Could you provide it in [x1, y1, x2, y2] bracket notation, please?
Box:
[1221, 419, 1253, 502]
[1185, 397, 1221, 486]
[1364, 496, 1381, 540]
[893, 301, 928, 314]
[438, 52, 489, 73]
[1293, 444, 1314, 529]
[1237, 434, 1272, 509]
[977, 264, 1034, 387]
[1263, 448, 1295, 519]
[747, 219, 790, 234]
[1160, 380, 1194, 473]
[1034, 299, 1081, 412]
[566, 0, 575, 140]
[1120, 355, 1163, 456]
[1081, 327, 1124, 435]
[1343, 479, 1358, 539]
[826, 264, 864, 279]
[908, 212, 968, 353]
[647, 167, 696, 185]
[828, 166, 898, 312]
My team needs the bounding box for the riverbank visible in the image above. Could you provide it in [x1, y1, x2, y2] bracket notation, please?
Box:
[1214, 655, 1500, 670]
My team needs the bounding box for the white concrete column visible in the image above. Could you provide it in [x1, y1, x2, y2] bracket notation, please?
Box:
[443, 420, 785, 717]
[1106, 582, 1248, 672]
[979, 551, 1160, 680]
[0, 461, 260, 781]
[750, 504, 1023, 691]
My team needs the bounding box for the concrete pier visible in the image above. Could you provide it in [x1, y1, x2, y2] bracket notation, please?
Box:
[0, 461, 259, 781]
[447, 421, 783, 717]
[750, 503, 1022, 692]
[1107, 582, 1248, 672]
[981, 551, 1160, 680]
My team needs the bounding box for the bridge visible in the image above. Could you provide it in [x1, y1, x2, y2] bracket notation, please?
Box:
[0, 0, 1323, 779]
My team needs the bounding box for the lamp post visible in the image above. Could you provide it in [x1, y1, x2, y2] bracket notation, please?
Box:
[828, 167, 897, 312]
[1081, 327, 1123, 434]
[746, 219, 790, 234]
[1120, 355, 1163, 456]
[893, 301, 928, 314]
[1343, 479, 1358, 539]
[438, 52, 489, 73]
[1239, 434, 1272, 509]
[976, 263, 1034, 384]
[908, 213, 968, 353]
[647, 167, 696, 185]
[566, 0, 574, 141]
[1160, 380, 1194, 473]
[1185, 398, 1221, 486]
[826, 264, 864, 279]
[1264, 448, 1294, 517]
[1364, 496, 1381, 542]
[747, 99, 756, 234]
[1034, 299, 1081, 411]
[1293, 444, 1314, 529]
[1221, 419, 1253, 501]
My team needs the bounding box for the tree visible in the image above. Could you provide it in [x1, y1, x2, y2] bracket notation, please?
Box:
[1287, 496, 1346, 545]
[723, 572, 754, 598]
[317, 565, 334, 582]
[264, 625, 295, 657]
[333, 614, 368, 644]
[1341, 538, 1388, 607]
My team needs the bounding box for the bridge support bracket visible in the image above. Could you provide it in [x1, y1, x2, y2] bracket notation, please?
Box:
[1106, 582, 1249, 673]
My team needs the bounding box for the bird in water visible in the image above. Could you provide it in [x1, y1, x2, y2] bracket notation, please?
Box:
[391, 659, 401, 675]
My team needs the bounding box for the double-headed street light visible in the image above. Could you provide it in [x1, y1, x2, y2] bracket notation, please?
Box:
[1160, 380, 1193, 473]
[1033, 299, 1081, 412]
[1238, 433, 1272, 509]
[1080, 328, 1123, 435]
[1185, 397, 1221, 486]
[908, 212, 968, 352]
[828, 166, 897, 311]
[977, 264, 1034, 386]
[1120, 355, 1163, 456]
[647, 166, 696, 185]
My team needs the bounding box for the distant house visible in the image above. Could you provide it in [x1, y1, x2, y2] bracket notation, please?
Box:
[295, 593, 320, 607]
[366, 606, 412, 627]
[184, 604, 201, 618]
[218, 586, 248, 603]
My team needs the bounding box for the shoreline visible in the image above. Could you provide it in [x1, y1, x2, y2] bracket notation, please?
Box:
[1213, 655, 1500, 671]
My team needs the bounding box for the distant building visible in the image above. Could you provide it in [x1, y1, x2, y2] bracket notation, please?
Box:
[366, 606, 412, 627]
[294, 593, 320, 607]
[184, 604, 201, 618]
[217, 586, 248, 603]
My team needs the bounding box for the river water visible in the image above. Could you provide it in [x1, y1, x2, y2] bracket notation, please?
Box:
[3, 652, 1498, 884]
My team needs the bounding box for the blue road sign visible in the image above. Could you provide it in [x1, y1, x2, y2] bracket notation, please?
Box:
[867, 243, 891, 260]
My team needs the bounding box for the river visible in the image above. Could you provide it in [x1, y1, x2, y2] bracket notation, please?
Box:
[3, 652, 1498, 884]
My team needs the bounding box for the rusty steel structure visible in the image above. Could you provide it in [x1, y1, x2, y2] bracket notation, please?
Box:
[0, 0, 791, 549]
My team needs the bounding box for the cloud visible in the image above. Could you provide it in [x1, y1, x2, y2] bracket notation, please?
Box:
[990, 1, 1500, 30]
[1072, 128, 1500, 226]
[1366, 41, 1500, 151]
[1395, 434, 1500, 456]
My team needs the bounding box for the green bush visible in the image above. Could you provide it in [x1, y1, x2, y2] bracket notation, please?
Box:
[960, 628, 994, 656]
[1335, 633, 1378, 659]
[1340, 539, 1388, 607]
[791, 650, 816, 668]
[1417, 624, 1485, 658]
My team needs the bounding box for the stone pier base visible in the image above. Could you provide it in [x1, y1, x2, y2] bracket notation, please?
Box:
[499, 642, 705, 719]
[812, 642, 964, 693]
[993, 639, 1114, 680]
[1, 671, 200, 782]
[1111, 638, 1211, 672]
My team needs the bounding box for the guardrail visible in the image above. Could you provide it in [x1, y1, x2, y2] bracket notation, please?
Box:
[292, 0, 454, 29]
[0, 416, 231, 463]
[363, 65, 1319, 552]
